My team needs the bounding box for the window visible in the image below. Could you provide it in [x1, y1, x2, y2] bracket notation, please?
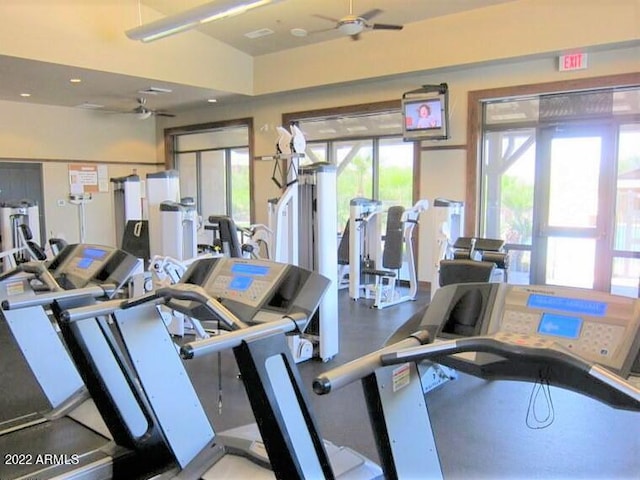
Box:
[166, 121, 253, 244]
[286, 104, 415, 229]
[476, 80, 640, 295]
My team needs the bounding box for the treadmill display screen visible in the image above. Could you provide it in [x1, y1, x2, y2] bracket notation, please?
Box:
[77, 257, 94, 269]
[229, 276, 253, 292]
[527, 294, 607, 317]
[231, 264, 269, 277]
[537, 313, 583, 339]
[83, 247, 108, 259]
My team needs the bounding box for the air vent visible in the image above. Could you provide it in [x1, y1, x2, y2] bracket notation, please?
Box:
[244, 28, 274, 39]
[77, 102, 104, 109]
[138, 87, 173, 95]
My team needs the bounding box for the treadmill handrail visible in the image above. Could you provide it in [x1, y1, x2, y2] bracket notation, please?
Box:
[59, 283, 249, 331]
[180, 313, 307, 359]
[380, 335, 640, 412]
[313, 330, 431, 395]
[0, 261, 62, 292]
[2, 283, 116, 310]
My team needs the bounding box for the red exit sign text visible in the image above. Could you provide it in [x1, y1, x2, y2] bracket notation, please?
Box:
[558, 52, 588, 71]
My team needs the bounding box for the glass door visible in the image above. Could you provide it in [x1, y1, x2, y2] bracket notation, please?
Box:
[532, 125, 615, 290]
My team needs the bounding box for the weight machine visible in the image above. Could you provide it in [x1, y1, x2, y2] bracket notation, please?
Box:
[111, 174, 142, 248]
[159, 197, 199, 262]
[349, 198, 429, 308]
[0, 200, 41, 270]
[264, 126, 339, 361]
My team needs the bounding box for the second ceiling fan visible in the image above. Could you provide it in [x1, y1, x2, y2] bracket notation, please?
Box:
[314, 0, 403, 40]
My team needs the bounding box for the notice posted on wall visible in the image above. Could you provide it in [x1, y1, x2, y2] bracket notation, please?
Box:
[69, 164, 108, 194]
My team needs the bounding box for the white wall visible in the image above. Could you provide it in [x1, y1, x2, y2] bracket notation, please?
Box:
[160, 44, 640, 283]
[0, 100, 161, 247]
[0, 42, 636, 280]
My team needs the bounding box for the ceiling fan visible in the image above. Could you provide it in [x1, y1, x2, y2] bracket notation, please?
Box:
[313, 0, 403, 40]
[129, 97, 175, 120]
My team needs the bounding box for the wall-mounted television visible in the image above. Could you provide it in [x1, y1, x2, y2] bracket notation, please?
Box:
[402, 83, 449, 141]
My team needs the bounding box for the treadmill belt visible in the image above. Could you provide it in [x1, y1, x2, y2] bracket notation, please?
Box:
[0, 316, 49, 425]
[0, 417, 109, 479]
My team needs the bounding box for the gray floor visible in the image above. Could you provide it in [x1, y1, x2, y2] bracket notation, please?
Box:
[186, 288, 640, 480]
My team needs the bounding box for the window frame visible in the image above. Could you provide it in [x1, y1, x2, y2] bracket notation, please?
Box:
[164, 118, 255, 223]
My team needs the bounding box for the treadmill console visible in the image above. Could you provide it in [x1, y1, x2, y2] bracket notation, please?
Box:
[181, 257, 329, 327]
[47, 244, 141, 290]
[202, 259, 288, 308]
[423, 283, 640, 377]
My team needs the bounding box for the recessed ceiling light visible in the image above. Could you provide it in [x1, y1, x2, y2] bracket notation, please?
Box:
[290, 28, 308, 37]
[20, 93, 31, 97]
[70, 78, 82, 84]
[207, 98, 218, 103]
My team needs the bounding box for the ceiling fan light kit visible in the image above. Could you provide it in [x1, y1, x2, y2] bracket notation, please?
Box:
[126, 0, 281, 42]
[313, 2, 403, 40]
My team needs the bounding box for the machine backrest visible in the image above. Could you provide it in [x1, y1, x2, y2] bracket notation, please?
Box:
[439, 259, 495, 287]
[208, 215, 242, 257]
[382, 206, 405, 270]
[337, 220, 350, 266]
[18, 223, 47, 261]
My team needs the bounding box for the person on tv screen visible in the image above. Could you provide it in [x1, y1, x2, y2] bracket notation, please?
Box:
[416, 103, 440, 128]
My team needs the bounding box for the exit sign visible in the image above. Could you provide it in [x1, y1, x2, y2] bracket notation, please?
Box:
[559, 52, 588, 71]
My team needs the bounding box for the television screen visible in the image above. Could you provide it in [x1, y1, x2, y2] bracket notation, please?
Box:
[404, 99, 443, 131]
[401, 83, 449, 141]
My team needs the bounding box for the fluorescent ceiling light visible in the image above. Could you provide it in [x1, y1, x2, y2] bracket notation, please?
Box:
[126, 0, 280, 43]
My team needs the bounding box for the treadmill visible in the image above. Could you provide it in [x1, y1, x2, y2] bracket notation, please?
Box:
[0, 244, 144, 480]
[314, 283, 640, 479]
[48, 257, 381, 479]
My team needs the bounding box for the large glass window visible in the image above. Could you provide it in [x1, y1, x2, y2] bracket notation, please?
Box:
[170, 124, 251, 230]
[479, 86, 640, 296]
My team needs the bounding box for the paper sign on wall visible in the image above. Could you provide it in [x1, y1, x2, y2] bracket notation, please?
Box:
[69, 164, 108, 194]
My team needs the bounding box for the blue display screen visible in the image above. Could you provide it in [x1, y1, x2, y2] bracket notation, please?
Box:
[229, 276, 253, 292]
[527, 294, 607, 317]
[537, 313, 583, 339]
[77, 257, 93, 270]
[231, 263, 269, 276]
[83, 247, 108, 259]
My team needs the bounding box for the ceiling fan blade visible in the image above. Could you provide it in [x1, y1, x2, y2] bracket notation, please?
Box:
[312, 13, 340, 23]
[371, 23, 403, 31]
[155, 112, 176, 118]
[358, 8, 382, 21]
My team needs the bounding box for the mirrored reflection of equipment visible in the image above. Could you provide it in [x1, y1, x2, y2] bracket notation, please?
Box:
[314, 283, 640, 480]
[0, 244, 142, 442]
[0, 200, 41, 270]
[110, 174, 142, 248]
[37, 257, 381, 480]
[349, 199, 428, 309]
